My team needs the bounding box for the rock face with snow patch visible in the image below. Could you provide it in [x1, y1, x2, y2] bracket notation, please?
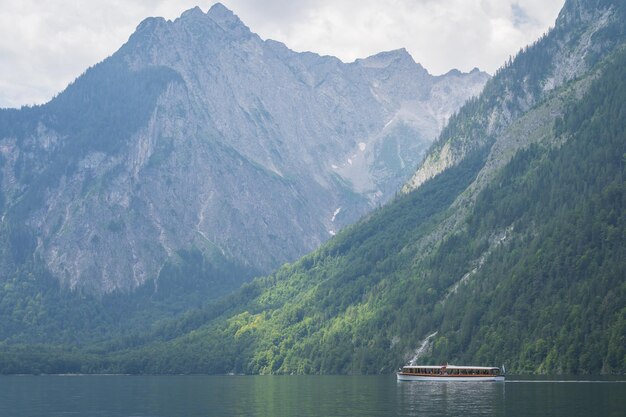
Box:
[0, 3, 488, 294]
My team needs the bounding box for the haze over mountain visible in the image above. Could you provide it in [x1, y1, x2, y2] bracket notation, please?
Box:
[0, 3, 487, 296]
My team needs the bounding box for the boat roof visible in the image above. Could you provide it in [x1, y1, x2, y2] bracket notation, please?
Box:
[403, 365, 499, 370]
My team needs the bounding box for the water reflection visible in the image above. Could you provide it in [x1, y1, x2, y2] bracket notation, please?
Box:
[397, 380, 505, 417]
[2, 375, 625, 417]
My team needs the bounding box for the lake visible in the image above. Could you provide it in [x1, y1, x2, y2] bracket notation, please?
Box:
[0, 375, 624, 417]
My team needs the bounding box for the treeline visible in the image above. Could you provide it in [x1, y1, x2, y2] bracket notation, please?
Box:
[0, 248, 256, 347]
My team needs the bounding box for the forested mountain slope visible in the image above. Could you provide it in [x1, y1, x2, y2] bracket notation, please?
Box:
[1, 0, 624, 374]
[404, 0, 625, 193]
[80, 40, 623, 376]
[64, 0, 625, 376]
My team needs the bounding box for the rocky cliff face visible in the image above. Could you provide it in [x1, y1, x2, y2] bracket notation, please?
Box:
[403, 0, 624, 193]
[0, 3, 488, 294]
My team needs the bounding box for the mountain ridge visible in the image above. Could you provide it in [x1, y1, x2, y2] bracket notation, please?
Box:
[403, 0, 624, 194]
[0, 6, 487, 298]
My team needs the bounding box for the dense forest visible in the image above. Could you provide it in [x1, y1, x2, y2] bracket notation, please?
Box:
[426, 45, 626, 373]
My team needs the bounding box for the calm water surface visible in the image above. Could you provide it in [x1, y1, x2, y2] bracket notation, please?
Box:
[0, 375, 624, 417]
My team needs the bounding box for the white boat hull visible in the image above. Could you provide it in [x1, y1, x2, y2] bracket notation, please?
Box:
[397, 373, 505, 382]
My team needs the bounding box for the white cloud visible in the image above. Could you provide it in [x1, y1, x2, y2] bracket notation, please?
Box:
[0, 0, 564, 108]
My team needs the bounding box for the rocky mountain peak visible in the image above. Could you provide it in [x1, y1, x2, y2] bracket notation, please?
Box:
[436, 67, 489, 79]
[208, 3, 236, 21]
[180, 5, 205, 19]
[134, 16, 167, 35]
[556, 0, 611, 26]
[207, 3, 251, 35]
[356, 48, 426, 73]
[168, 4, 252, 40]
[0, 3, 490, 295]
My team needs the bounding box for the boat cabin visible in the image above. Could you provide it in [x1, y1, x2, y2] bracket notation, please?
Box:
[399, 365, 501, 376]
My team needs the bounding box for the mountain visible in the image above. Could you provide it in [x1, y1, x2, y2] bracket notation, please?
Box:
[0, 3, 488, 298]
[13, 0, 619, 375]
[3, 0, 624, 375]
[404, 0, 625, 193]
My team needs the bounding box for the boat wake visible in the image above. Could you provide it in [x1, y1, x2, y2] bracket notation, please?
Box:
[505, 380, 626, 383]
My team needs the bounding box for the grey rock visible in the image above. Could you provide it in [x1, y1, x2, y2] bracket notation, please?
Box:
[403, 0, 623, 193]
[0, 5, 488, 294]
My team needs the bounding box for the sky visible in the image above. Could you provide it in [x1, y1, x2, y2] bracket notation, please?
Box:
[0, 0, 565, 109]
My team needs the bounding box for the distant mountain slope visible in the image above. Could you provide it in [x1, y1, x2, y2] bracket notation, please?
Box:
[0, 3, 487, 296]
[39, 0, 623, 376]
[404, 0, 625, 193]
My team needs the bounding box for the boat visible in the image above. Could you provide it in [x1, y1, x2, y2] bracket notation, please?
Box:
[396, 364, 505, 382]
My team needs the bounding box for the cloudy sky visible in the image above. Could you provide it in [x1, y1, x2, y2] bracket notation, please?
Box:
[0, 0, 565, 108]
